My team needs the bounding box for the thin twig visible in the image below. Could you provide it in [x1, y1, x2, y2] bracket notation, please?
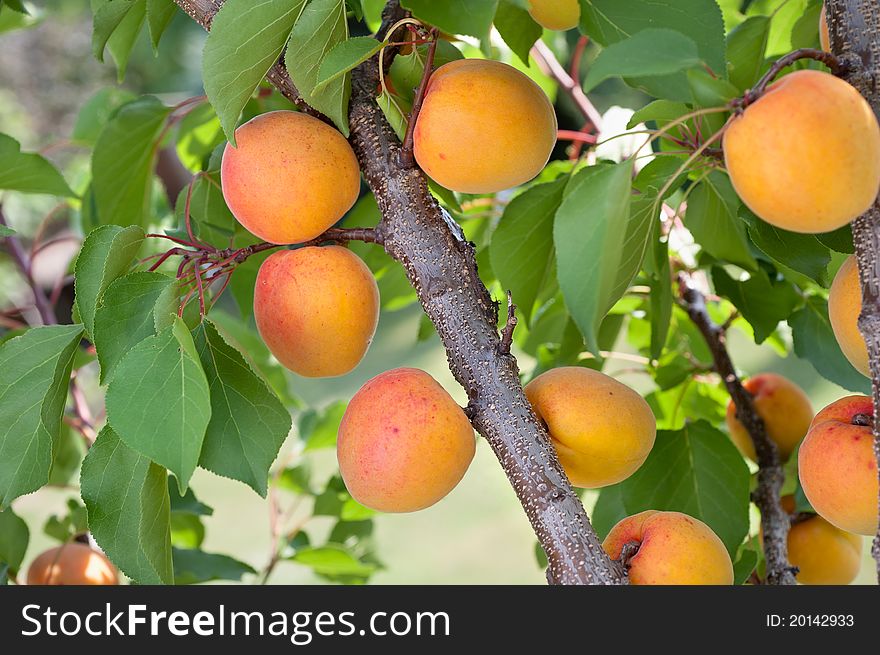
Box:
[399, 28, 438, 168]
[531, 40, 603, 132]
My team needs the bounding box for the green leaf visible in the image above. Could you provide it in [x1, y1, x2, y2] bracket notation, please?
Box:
[725, 15, 770, 91]
[742, 207, 831, 285]
[286, 0, 351, 134]
[1, 0, 28, 13]
[146, 0, 176, 51]
[789, 296, 871, 393]
[290, 544, 377, 578]
[315, 36, 383, 90]
[490, 177, 566, 323]
[685, 174, 757, 271]
[0, 225, 14, 237]
[202, 0, 306, 144]
[712, 266, 800, 344]
[494, 1, 542, 65]
[172, 547, 255, 584]
[401, 0, 498, 38]
[299, 401, 347, 451]
[0, 507, 28, 573]
[555, 162, 641, 354]
[91, 96, 172, 228]
[106, 0, 146, 81]
[733, 547, 758, 584]
[0, 324, 84, 507]
[617, 420, 751, 555]
[170, 485, 214, 516]
[72, 88, 137, 146]
[93, 272, 177, 384]
[43, 498, 88, 543]
[91, 0, 139, 61]
[590, 485, 628, 540]
[192, 320, 291, 497]
[0, 133, 75, 197]
[377, 88, 409, 142]
[816, 224, 854, 254]
[48, 427, 86, 487]
[81, 426, 173, 585]
[106, 317, 212, 491]
[584, 28, 701, 92]
[73, 224, 145, 339]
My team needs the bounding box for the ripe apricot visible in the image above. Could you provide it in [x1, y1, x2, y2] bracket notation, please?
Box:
[221, 110, 361, 244]
[788, 514, 862, 585]
[724, 373, 814, 462]
[723, 70, 880, 233]
[523, 367, 656, 488]
[27, 543, 119, 585]
[829, 255, 869, 376]
[603, 511, 734, 585]
[819, 5, 830, 52]
[528, 0, 580, 31]
[337, 368, 475, 513]
[798, 395, 879, 535]
[413, 59, 557, 194]
[254, 246, 379, 377]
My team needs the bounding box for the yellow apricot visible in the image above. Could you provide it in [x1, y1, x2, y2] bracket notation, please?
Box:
[723, 70, 880, 233]
[528, 0, 580, 31]
[27, 544, 119, 585]
[337, 368, 475, 513]
[819, 5, 830, 52]
[789, 514, 862, 585]
[798, 395, 879, 535]
[603, 511, 734, 585]
[221, 111, 361, 244]
[413, 59, 557, 194]
[725, 373, 814, 461]
[524, 367, 656, 488]
[253, 246, 379, 377]
[829, 255, 869, 376]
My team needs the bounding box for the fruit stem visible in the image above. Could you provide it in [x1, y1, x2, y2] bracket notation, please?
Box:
[399, 27, 438, 168]
[616, 540, 641, 570]
[852, 413, 874, 427]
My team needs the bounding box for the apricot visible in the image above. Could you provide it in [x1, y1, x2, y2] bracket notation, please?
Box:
[798, 395, 879, 535]
[819, 5, 830, 52]
[337, 368, 475, 513]
[723, 70, 880, 233]
[254, 246, 379, 377]
[221, 110, 361, 244]
[523, 367, 656, 488]
[528, 0, 580, 31]
[413, 59, 557, 194]
[829, 255, 870, 376]
[788, 514, 862, 585]
[724, 373, 814, 462]
[603, 511, 734, 585]
[27, 543, 119, 585]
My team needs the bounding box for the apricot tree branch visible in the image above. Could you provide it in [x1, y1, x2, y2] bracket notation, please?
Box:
[826, 0, 880, 580]
[174, 0, 624, 584]
[677, 273, 797, 586]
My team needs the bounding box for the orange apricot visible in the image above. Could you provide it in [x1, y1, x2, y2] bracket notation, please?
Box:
[828, 255, 870, 377]
[27, 543, 119, 585]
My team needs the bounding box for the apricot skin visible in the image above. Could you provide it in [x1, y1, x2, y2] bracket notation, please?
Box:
[829, 255, 869, 377]
[723, 70, 880, 233]
[413, 59, 557, 194]
[254, 246, 379, 378]
[798, 395, 879, 536]
[819, 5, 830, 52]
[603, 511, 734, 585]
[221, 111, 361, 245]
[788, 514, 862, 585]
[524, 367, 656, 488]
[27, 544, 119, 585]
[337, 368, 475, 513]
[528, 0, 580, 31]
[724, 373, 814, 462]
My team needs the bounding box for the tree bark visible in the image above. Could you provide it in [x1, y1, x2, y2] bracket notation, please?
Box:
[172, 0, 623, 584]
[826, 0, 880, 580]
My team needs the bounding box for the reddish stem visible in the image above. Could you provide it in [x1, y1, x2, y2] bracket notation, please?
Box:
[399, 28, 438, 167]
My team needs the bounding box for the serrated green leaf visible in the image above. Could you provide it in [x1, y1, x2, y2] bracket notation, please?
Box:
[192, 320, 291, 497]
[741, 207, 831, 285]
[81, 426, 173, 585]
[725, 15, 770, 91]
[712, 266, 800, 344]
[286, 0, 351, 134]
[172, 547, 256, 584]
[584, 28, 701, 92]
[106, 0, 146, 81]
[377, 88, 409, 142]
[72, 88, 137, 146]
[0, 324, 83, 507]
[91, 96, 171, 228]
[685, 173, 757, 271]
[106, 317, 212, 491]
[48, 427, 86, 487]
[202, 0, 306, 143]
[170, 485, 214, 516]
[73, 224, 145, 339]
[490, 178, 566, 323]
[401, 0, 497, 38]
[146, 0, 175, 51]
[733, 547, 758, 584]
[315, 36, 383, 90]
[0, 133, 75, 197]
[494, 1, 541, 65]
[0, 507, 28, 573]
[590, 485, 628, 541]
[91, 0, 139, 61]
[299, 401, 346, 452]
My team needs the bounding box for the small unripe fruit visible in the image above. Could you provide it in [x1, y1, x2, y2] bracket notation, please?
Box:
[603, 511, 734, 585]
[798, 395, 879, 535]
[413, 59, 557, 194]
[524, 367, 656, 488]
[221, 111, 361, 244]
[724, 373, 813, 462]
[724, 70, 880, 233]
[254, 246, 379, 377]
[528, 0, 580, 31]
[828, 255, 869, 377]
[337, 368, 475, 513]
[27, 543, 119, 585]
